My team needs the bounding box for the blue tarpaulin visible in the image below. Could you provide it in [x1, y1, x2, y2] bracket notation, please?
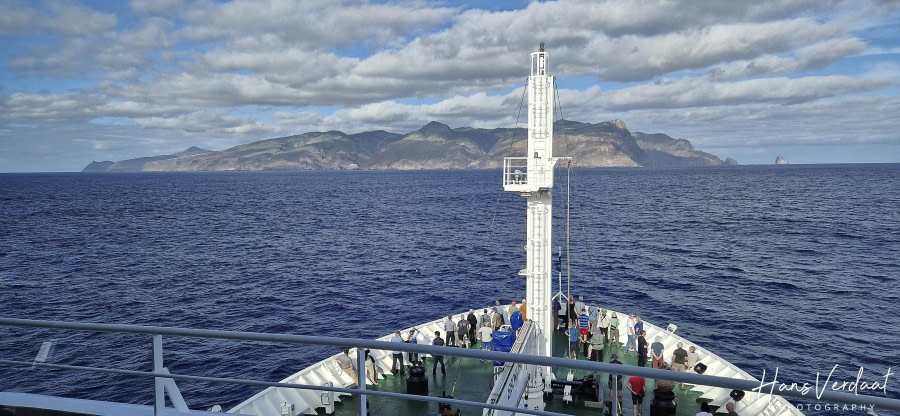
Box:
[492, 330, 516, 366]
[510, 311, 523, 330]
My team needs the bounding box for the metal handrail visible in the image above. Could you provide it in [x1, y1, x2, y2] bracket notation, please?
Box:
[1, 317, 898, 413]
[0, 359, 568, 416]
[487, 321, 536, 413]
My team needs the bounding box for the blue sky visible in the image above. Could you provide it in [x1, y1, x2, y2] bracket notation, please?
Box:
[1, 0, 898, 172]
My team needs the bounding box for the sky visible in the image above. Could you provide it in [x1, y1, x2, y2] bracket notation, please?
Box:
[0, 0, 898, 172]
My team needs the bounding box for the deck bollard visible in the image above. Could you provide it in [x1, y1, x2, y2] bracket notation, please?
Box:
[650, 378, 677, 416]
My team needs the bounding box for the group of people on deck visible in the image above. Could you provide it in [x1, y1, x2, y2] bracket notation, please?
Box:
[556, 295, 738, 416]
[335, 297, 737, 416]
[378, 300, 525, 377]
[556, 295, 703, 369]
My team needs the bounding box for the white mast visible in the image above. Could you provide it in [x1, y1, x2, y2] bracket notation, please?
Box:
[502, 42, 563, 411]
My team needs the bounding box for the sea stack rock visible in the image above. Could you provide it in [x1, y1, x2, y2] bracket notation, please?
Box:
[724, 158, 739, 166]
[775, 155, 789, 165]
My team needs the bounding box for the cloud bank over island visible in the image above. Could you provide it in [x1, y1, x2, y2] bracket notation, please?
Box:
[0, 0, 898, 171]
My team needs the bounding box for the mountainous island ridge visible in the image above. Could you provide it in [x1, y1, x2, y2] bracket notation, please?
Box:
[83, 119, 738, 172]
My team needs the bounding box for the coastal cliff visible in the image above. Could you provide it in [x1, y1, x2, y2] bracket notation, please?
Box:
[83, 120, 736, 172]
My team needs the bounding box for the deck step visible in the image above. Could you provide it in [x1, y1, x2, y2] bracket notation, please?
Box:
[289, 377, 323, 414]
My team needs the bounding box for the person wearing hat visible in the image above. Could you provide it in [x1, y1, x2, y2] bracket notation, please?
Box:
[598, 309, 610, 338]
[507, 301, 519, 322]
[606, 353, 624, 412]
[608, 312, 620, 350]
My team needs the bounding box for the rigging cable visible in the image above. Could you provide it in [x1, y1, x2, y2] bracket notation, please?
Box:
[481, 81, 529, 278]
[551, 77, 575, 358]
[553, 79, 605, 307]
[553, 78, 573, 302]
[450, 81, 527, 320]
[449, 343, 465, 398]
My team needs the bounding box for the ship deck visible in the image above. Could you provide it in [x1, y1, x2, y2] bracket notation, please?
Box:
[328, 330, 708, 416]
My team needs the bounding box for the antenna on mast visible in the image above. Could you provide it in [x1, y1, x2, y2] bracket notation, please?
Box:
[539, 42, 544, 52]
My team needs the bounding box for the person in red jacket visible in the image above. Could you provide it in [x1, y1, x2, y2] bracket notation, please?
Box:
[626, 375, 645, 416]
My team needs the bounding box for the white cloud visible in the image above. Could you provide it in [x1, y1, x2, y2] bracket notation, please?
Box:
[134, 111, 254, 133]
[0, 1, 35, 34]
[130, 0, 184, 15]
[115, 16, 175, 50]
[320, 90, 525, 132]
[184, 0, 454, 48]
[42, 1, 117, 37]
[582, 19, 842, 81]
[2, 92, 104, 119]
[709, 37, 867, 80]
[0, 92, 190, 121]
[201, 46, 359, 86]
[597, 75, 893, 110]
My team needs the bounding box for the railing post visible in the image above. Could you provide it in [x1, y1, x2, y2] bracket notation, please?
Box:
[357, 347, 366, 416]
[153, 335, 164, 416]
[611, 371, 618, 416]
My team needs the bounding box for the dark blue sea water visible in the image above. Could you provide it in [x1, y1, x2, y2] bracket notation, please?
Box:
[1, 165, 898, 414]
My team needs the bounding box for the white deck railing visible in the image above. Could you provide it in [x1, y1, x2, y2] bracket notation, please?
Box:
[2, 317, 898, 416]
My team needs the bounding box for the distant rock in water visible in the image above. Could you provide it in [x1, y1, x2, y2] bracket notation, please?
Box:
[724, 158, 739, 166]
[83, 120, 736, 172]
[776, 155, 790, 165]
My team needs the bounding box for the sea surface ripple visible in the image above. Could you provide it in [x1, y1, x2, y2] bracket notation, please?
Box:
[1, 164, 898, 414]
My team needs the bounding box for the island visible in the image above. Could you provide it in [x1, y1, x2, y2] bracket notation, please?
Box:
[84, 119, 738, 172]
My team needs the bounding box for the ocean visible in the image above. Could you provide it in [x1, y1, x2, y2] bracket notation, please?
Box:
[1, 164, 898, 414]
